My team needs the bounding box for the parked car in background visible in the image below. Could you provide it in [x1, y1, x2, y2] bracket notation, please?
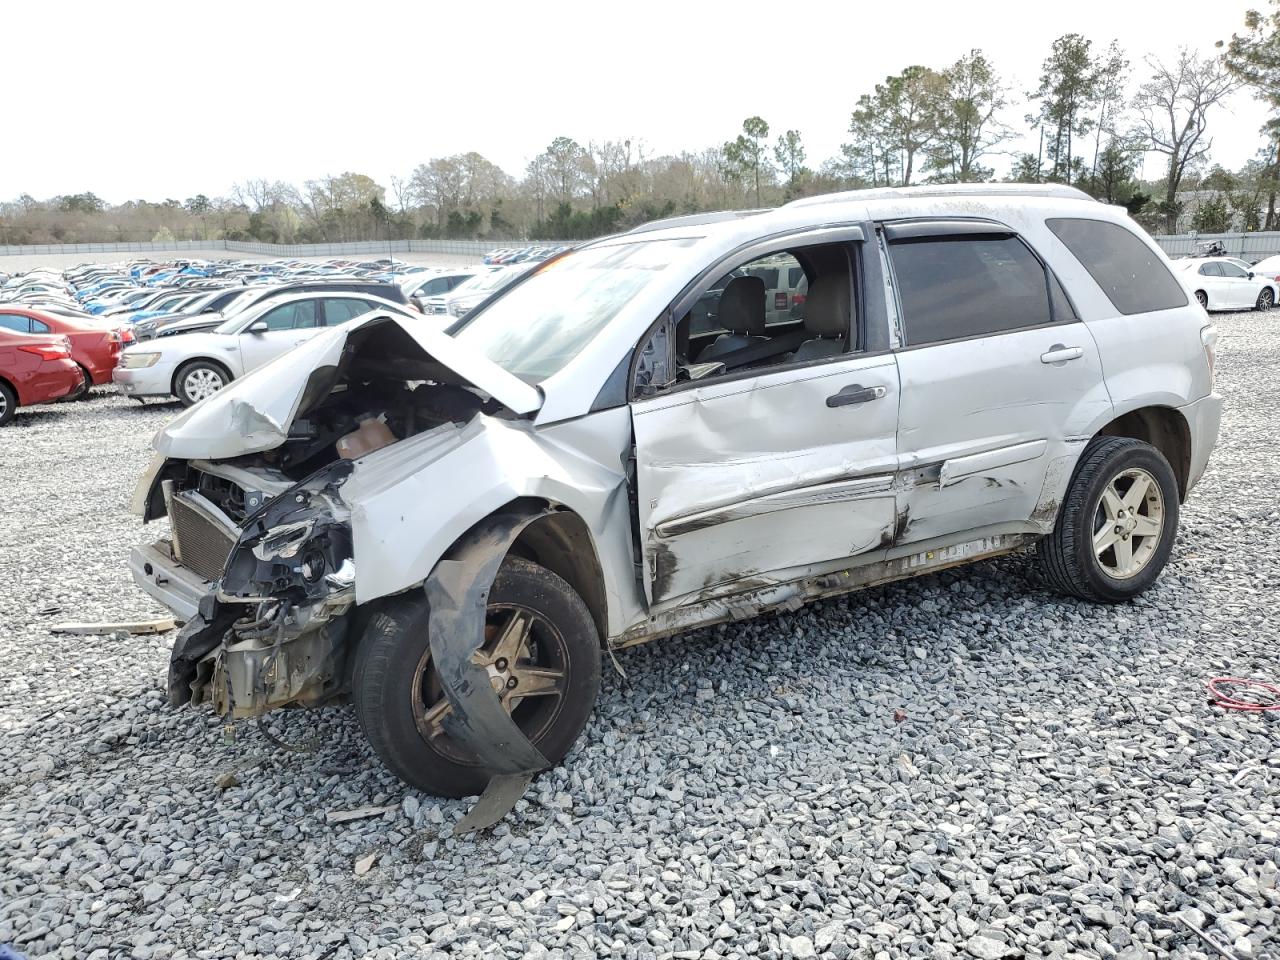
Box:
[423, 264, 534, 319]
[114, 292, 414, 405]
[1244, 253, 1280, 284]
[0, 306, 133, 399]
[399, 269, 480, 312]
[0, 329, 84, 426]
[151, 280, 418, 340]
[1173, 257, 1278, 311]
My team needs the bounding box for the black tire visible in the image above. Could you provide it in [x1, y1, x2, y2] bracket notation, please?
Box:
[1195, 290, 1209, 310]
[66, 364, 92, 401]
[1256, 288, 1275, 311]
[352, 556, 601, 798]
[1037, 436, 1180, 603]
[0, 381, 16, 427]
[174, 360, 230, 407]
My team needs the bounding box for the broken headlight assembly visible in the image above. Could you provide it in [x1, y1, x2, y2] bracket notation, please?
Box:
[219, 460, 356, 604]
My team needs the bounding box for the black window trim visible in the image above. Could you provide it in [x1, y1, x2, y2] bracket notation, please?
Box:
[880, 218, 1079, 352]
[623, 223, 878, 405]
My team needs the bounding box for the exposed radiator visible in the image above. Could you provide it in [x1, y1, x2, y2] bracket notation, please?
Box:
[170, 494, 237, 582]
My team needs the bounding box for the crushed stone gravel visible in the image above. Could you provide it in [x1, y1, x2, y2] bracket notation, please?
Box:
[1, 312, 1277, 960]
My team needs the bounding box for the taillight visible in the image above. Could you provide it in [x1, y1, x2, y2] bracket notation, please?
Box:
[774, 292, 788, 309]
[1201, 323, 1218, 389]
[18, 342, 70, 361]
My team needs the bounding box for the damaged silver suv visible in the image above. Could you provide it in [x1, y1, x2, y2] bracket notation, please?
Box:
[129, 184, 1221, 829]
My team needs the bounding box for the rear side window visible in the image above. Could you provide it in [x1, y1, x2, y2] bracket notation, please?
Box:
[0, 314, 31, 333]
[889, 236, 1053, 346]
[323, 298, 376, 325]
[1199, 262, 1223, 277]
[259, 301, 318, 331]
[1046, 217, 1188, 315]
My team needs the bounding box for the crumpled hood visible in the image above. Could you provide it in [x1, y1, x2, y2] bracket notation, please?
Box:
[152, 310, 542, 460]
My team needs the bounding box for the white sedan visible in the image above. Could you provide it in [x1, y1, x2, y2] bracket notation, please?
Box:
[1245, 254, 1280, 284]
[1174, 257, 1278, 312]
[113, 291, 414, 406]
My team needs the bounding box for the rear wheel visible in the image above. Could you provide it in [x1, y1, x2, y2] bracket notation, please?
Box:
[1037, 436, 1179, 603]
[352, 556, 601, 798]
[66, 364, 92, 401]
[175, 360, 229, 406]
[0, 382, 16, 426]
[1256, 288, 1274, 311]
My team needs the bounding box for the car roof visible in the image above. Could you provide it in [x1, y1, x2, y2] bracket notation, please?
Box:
[532, 184, 1122, 425]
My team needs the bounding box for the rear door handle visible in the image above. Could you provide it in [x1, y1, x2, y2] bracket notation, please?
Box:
[1041, 344, 1084, 364]
[827, 383, 886, 407]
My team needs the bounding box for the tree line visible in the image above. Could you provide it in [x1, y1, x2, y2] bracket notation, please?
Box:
[6, 9, 1280, 247]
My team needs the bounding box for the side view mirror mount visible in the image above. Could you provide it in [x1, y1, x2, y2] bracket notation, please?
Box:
[1248, 271, 1255, 279]
[633, 317, 677, 397]
[248, 321, 269, 334]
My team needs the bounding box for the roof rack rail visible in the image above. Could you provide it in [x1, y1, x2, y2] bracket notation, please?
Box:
[625, 209, 770, 235]
[784, 183, 1096, 208]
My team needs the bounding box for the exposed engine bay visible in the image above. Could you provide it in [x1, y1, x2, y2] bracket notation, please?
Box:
[138, 317, 511, 720]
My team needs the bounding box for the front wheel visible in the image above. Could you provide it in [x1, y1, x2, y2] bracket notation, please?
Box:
[0, 381, 16, 427]
[352, 557, 601, 798]
[175, 360, 229, 406]
[1037, 436, 1180, 603]
[1195, 290, 1209, 310]
[1256, 288, 1275, 311]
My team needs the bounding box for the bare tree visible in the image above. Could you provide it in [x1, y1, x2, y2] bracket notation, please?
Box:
[1135, 49, 1241, 232]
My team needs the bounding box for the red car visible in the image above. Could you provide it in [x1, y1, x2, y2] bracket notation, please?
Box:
[0, 329, 85, 426]
[0, 306, 133, 399]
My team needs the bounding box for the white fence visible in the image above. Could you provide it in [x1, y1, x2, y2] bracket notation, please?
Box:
[1150, 232, 1280, 259]
[6, 232, 1280, 261]
[0, 238, 547, 259]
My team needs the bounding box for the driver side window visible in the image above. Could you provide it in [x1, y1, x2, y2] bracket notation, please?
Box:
[634, 241, 857, 396]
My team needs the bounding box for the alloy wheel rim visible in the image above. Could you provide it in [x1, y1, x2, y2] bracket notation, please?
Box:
[1263, 290, 1274, 309]
[411, 602, 569, 765]
[1093, 467, 1165, 580]
[0, 392, 7, 419]
[184, 368, 224, 401]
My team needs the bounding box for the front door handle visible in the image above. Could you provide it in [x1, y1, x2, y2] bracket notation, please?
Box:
[827, 383, 886, 407]
[1041, 344, 1084, 365]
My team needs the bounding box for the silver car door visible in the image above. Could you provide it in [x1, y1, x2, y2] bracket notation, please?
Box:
[630, 226, 900, 609]
[883, 220, 1112, 547]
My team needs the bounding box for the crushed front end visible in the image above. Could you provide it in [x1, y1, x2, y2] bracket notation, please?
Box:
[132, 456, 358, 718]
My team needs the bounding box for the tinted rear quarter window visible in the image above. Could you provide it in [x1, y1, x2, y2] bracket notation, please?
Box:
[1046, 217, 1188, 315]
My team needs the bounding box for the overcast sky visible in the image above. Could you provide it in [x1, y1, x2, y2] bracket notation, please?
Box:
[4, 0, 1272, 204]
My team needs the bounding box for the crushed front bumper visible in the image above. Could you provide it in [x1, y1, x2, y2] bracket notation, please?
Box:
[129, 539, 211, 624]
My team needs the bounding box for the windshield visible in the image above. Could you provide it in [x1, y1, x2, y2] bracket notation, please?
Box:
[452, 239, 695, 382]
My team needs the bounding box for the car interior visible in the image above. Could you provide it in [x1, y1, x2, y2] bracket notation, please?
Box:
[668, 241, 856, 383]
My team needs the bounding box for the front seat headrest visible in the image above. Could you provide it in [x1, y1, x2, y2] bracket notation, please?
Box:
[803, 276, 849, 338]
[716, 276, 766, 336]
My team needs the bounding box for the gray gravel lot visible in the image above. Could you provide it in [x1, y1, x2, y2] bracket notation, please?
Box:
[1, 313, 1277, 960]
